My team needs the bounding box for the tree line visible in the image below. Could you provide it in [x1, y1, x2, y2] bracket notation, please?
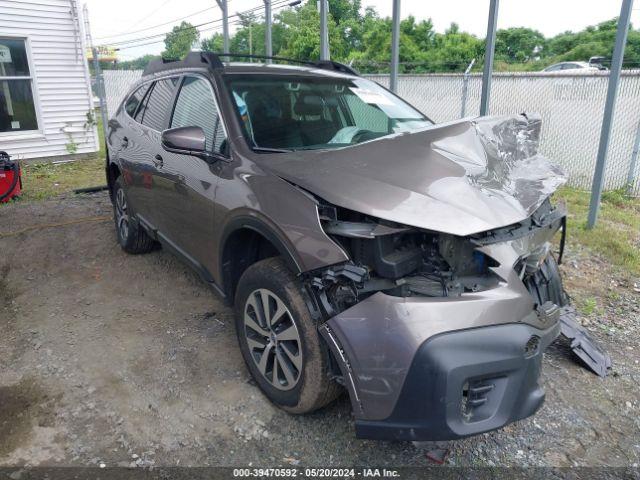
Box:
[109, 0, 640, 73]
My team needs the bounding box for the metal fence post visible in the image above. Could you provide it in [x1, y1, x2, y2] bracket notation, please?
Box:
[91, 48, 109, 141]
[587, 0, 634, 228]
[264, 0, 272, 61]
[216, 0, 229, 54]
[319, 0, 329, 60]
[460, 58, 475, 118]
[390, 0, 401, 93]
[82, 5, 108, 144]
[627, 120, 640, 194]
[480, 0, 499, 116]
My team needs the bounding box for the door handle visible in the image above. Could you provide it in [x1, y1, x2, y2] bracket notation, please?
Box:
[121, 136, 129, 148]
[153, 154, 163, 167]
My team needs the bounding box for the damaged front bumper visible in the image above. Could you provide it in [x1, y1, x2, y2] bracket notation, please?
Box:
[320, 286, 561, 441]
[311, 194, 610, 440]
[326, 321, 559, 441]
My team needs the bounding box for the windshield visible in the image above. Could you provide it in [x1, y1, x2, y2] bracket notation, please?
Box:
[224, 74, 432, 151]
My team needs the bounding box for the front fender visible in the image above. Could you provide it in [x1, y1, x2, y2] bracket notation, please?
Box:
[214, 172, 349, 284]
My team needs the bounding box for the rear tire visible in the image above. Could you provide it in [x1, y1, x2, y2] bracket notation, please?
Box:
[234, 257, 341, 414]
[112, 177, 156, 254]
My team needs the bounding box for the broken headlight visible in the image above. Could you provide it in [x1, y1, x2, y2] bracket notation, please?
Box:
[319, 205, 501, 299]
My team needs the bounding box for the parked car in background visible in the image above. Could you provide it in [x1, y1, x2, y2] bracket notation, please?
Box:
[105, 51, 609, 442]
[542, 61, 607, 73]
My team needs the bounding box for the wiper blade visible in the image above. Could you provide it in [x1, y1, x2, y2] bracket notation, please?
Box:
[251, 147, 292, 153]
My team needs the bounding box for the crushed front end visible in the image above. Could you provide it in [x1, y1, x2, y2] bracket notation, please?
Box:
[274, 113, 611, 441]
[308, 198, 568, 440]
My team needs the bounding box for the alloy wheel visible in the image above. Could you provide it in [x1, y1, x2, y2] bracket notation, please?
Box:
[243, 288, 303, 391]
[115, 188, 130, 241]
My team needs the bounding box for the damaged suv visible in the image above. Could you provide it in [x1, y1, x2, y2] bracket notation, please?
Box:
[106, 52, 607, 441]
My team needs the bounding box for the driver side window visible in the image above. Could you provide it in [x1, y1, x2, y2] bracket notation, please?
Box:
[171, 76, 227, 155]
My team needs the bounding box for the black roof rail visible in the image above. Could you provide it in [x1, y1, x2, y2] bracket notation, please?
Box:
[142, 51, 359, 77]
[142, 51, 223, 76]
[311, 59, 359, 76]
[214, 53, 360, 76]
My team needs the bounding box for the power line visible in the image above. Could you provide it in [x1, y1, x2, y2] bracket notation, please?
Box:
[114, 0, 294, 51]
[103, 0, 178, 41]
[114, 16, 250, 51]
[100, 0, 291, 48]
[94, 5, 217, 41]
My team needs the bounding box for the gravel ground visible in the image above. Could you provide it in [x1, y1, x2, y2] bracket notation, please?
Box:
[0, 192, 639, 468]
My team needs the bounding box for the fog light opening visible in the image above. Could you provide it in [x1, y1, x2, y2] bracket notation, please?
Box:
[525, 335, 541, 357]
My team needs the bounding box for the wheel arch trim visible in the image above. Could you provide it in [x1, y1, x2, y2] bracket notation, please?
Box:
[218, 213, 305, 297]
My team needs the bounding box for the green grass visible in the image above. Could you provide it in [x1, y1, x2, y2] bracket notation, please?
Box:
[581, 296, 598, 316]
[96, 109, 105, 159]
[7, 111, 106, 202]
[554, 186, 640, 276]
[18, 157, 105, 201]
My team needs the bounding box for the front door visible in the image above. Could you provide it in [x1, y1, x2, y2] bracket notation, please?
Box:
[155, 75, 228, 277]
[122, 77, 179, 231]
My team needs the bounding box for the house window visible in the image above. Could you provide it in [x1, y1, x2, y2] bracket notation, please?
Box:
[0, 38, 38, 133]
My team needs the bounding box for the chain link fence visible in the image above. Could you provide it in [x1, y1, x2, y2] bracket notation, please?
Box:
[103, 69, 143, 118]
[102, 69, 640, 195]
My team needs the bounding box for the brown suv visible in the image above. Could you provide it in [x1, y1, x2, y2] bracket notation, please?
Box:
[106, 52, 608, 441]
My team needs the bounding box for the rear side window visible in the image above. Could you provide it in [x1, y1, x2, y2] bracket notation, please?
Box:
[171, 76, 227, 154]
[124, 84, 149, 117]
[140, 78, 178, 131]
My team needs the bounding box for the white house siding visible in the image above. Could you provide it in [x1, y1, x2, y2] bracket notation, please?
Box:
[0, 0, 98, 160]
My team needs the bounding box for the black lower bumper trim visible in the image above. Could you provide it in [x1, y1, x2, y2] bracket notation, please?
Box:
[355, 322, 560, 441]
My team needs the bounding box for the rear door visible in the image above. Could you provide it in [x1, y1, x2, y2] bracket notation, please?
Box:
[155, 74, 228, 276]
[132, 77, 180, 231]
[114, 82, 152, 220]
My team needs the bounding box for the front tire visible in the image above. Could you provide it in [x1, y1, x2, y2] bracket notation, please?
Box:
[234, 257, 341, 413]
[112, 177, 156, 254]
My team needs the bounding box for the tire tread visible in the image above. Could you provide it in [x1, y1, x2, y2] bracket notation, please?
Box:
[113, 177, 156, 255]
[235, 257, 342, 414]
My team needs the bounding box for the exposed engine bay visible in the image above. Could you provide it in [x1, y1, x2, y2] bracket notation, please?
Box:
[311, 198, 559, 312]
[307, 197, 611, 379]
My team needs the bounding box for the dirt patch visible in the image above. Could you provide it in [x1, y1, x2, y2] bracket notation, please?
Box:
[0, 192, 638, 468]
[0, 378, 53, 458]
[0, 264, 13, 307]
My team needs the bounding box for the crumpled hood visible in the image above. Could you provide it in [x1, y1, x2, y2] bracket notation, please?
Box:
[257, 114, 566, 236]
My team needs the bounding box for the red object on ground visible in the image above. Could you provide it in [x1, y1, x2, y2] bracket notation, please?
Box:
[425, 447, 450, 465]
[0, 151, 22, 203]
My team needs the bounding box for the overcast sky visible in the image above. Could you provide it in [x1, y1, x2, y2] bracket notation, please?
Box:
[83, 0, 639, 60]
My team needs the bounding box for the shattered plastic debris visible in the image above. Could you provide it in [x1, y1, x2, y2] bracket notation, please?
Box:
[559, 306, 612, 377]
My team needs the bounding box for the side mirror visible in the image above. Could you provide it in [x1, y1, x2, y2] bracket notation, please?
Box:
[161, 126, 207, 156]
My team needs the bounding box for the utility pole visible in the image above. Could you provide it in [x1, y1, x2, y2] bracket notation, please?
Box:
[479, 0, 499, 116]
[319, 0, 329, 60]
[390, 0, 401, 92]
[264, 0, 272, 62]
[216, 0, 229, 54]
[82, 4, 108, 144]
[587, 0, 634, 228]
